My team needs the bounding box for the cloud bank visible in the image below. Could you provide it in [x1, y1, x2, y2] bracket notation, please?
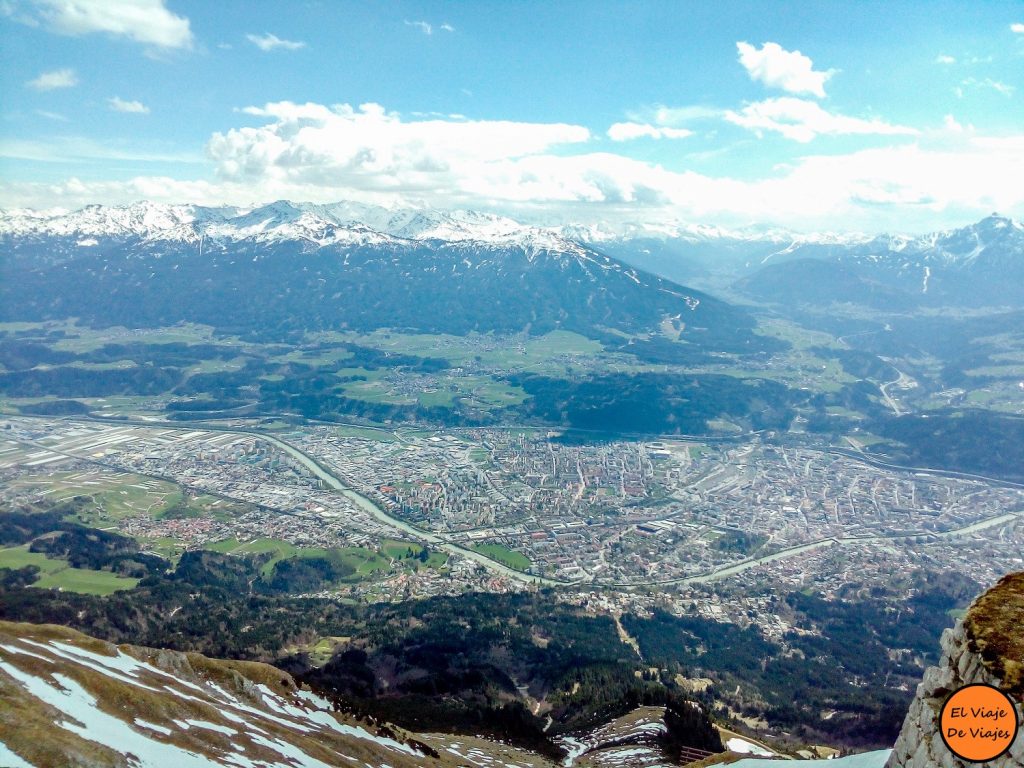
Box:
[3, 99, 1021, 234]
[725, 98, 918, 143]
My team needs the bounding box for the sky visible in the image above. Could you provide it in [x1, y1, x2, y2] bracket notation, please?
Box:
[1, 0, 1023, 233]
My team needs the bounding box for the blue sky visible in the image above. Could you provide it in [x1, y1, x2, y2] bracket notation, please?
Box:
[1, 0, 1022, 232]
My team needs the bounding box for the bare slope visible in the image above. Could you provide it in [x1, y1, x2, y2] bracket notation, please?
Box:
[0, 620, 555, 768]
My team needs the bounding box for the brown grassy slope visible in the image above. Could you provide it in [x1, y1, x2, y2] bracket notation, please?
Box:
[0, 619, 558, 768]
[963, 570, 1024, 700]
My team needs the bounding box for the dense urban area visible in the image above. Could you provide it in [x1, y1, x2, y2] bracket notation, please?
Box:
[3, 415, 1021, 627]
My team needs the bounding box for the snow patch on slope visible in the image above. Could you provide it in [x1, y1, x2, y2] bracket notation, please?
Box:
[0, 627, 431, 768]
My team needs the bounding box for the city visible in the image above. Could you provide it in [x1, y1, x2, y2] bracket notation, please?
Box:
[3, 415, 1021, 632]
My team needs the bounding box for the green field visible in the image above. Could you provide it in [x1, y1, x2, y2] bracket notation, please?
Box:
[307, 636, 351, 665]
[306, 329, 603, 373]
[417, 389, 458, 407]
[472, 543, 532, 571]
[13, 472, 244, 532]
[204, 537, 243, 553]
[755, 317, 845, 351]
[6, 320, 233, 353]
[185, 356, 250, 376]
[381, 538, 424, 560]
[706, 418, 743, 433]
[143, 536, 188, 563]
[457, 376, 528, 407]
[423, 551, 450, 568]
[332, 424, 396, 441]
[339, 377, 416, 405]
[287, 546, 391, 578]
[11, 472, 179, 523]
[206, 537, 297, 577]
[333, 547, 391, 576]
[380, 538, 449, 569]
[206, 537, 392, 580]
[273, 347, 355, 367]
[336, 367, 529, 411]
[0, 545, 139, 595]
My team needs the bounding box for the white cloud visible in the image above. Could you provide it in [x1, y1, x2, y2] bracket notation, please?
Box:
[246, 32, 305, 51]
[405, 19, 432, 35]
[943, 114, 964, 133]
[935, 54, 956, 64]
[215, 101, 591, 191]
[0, 175, 227, 210]
[725, 97, 918, 142]
[35, 109, 68, 121]
[25, 67, 77, 90]
[958, 77, 1014, 97]
[736, 41, 833, 98]
[647, 105, 720, 124]
[404, 20, 453, 36]
[200, 101, 1017, 230]
[766, 140, 1024, 221]
[108, 96, 150, 114]
[607, 122, 693, 141]
[28, 0, 193, 49]
[1011, 22, 1024, 33]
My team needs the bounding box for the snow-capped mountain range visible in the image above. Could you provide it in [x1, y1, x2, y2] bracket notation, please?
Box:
[2, 201, 1021, 311]
[737, 214, 1024, 308]
[3, 200, 1018, 272]
[0, 200, 591, 257]
[1, 199, 776, 353]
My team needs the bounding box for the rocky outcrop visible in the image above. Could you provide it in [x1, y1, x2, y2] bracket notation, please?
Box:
[886, 572, 1024, 768]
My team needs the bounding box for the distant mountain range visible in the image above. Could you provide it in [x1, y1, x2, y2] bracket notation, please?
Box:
[553, 213, 1024, 309]
[0, 201, 771, 359]
[0, 200, 593, 254]
[1, 202, 1019, 349]
[736, 215, 1024, 309]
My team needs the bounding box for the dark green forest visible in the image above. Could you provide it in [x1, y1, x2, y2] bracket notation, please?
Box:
[0, 495, 968, 752]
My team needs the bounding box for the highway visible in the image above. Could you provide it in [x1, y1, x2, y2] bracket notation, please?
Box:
[68, 416, 571, 586]
[630, 508, 1023, 587]
[248, 428, 571, 587]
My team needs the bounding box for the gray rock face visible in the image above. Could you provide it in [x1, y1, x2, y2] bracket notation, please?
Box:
[885, 622, 1022, 768]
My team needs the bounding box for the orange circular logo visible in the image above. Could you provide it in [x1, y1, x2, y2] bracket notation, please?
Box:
[939, 684, 1020, 762]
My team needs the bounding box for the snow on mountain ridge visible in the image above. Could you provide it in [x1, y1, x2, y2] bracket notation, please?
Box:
[1, 202, 1020, 269]
[0, 200, 589, 255]
[0, 202, 239, 240]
